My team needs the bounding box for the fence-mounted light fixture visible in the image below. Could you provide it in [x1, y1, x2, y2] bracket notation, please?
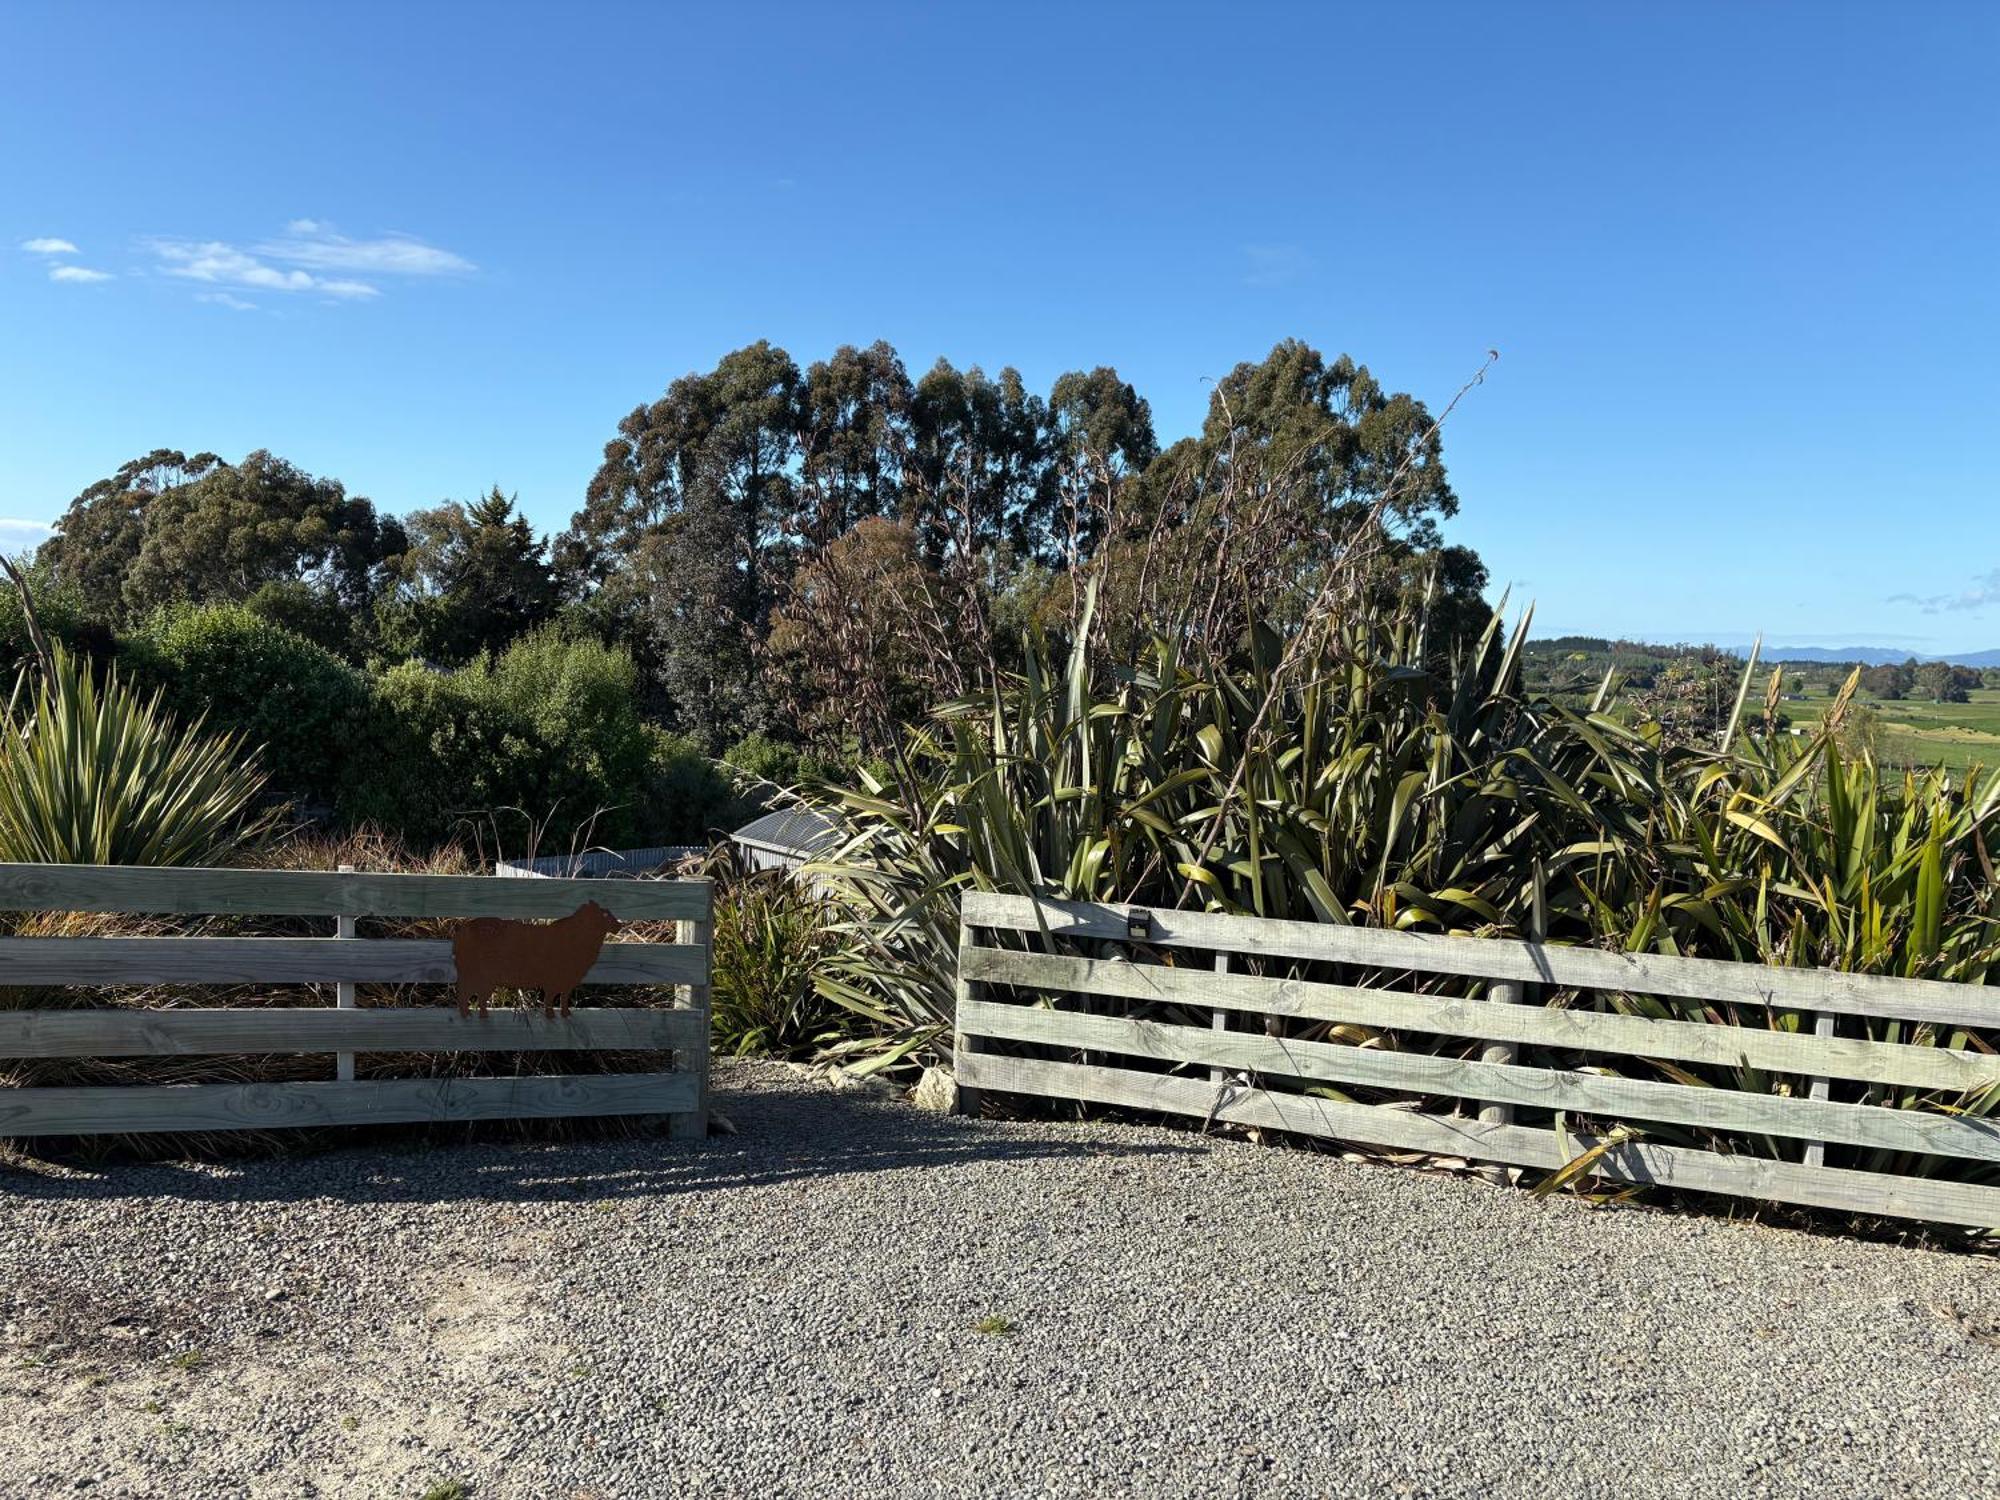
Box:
[1126, 909, 1153, 940]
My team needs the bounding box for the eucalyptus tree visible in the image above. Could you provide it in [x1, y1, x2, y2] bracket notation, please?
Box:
[793, 340, 913, 548]
[563, 341, 802, 739]
[41, 449, 405, 625]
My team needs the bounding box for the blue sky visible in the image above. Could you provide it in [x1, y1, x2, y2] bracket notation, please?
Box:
[2, 2, 1995, 650]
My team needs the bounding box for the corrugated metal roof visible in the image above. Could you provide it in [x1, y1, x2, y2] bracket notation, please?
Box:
[496, 846, 703, 879]
[730, 806, 842, 855]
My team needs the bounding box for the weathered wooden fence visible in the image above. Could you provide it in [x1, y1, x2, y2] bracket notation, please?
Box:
[954, 893, 2000, 1228]
[0, 863, 711, 1139]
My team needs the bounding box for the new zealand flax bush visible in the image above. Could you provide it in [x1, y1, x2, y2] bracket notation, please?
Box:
[0, 644, 274, 866]
[707, 850, 847, 1059]
[805, 593, 2000, 1194]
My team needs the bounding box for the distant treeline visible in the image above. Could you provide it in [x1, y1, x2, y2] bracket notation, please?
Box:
[9, 338, 1487, 845]
[1525, 635, 1999, 713]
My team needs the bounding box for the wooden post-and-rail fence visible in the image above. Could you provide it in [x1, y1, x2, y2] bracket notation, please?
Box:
[953, 893, 2000, 1230]
[0, 862, 712, 1139]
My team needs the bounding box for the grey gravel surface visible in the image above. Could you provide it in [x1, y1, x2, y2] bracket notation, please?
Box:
[2, 1059, 1997, 1499]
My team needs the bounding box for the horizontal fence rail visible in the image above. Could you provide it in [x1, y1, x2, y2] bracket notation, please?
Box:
[0, 862, 709, 921]
[961, 893, 2000, 1030]
[0, 937, 705, 987]
[0, 862, 712, 1141]
[954, 893, 2000, 1230]
[0, 1006, 705, 1059]
[958, 948, 2000, 1095]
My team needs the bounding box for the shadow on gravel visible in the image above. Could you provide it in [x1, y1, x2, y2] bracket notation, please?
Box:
[0, 1076, 1203, 1207]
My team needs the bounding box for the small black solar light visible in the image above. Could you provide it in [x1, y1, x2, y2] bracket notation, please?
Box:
[1126, 909, 1153, 941]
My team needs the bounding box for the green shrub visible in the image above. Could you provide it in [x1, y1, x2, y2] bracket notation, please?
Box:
[344, 628, 661, 848]
[0, 564, 111, 674]
[0, 646, 273, 865]
[240, 580, 358, 660]
[134, 602, 368, 808]
[722, 732, 839, 793]
[709, 859, 844, 1058]
[722, 732, 799, 787]
[339, 660, 520, 842]
[468, 627, 652, 832]
[640, 728, 742, 844]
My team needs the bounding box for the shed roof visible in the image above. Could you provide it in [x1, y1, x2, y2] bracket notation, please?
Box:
[730, 806, 842, 856]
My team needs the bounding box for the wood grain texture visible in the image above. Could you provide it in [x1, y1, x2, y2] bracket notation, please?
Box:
[962, 893, 2000, 1030]
[957, 998, 2000, 1162]
[958, 946, 2000, 1095]
[0, 862, 710, 922]
[1488, 980, 1528, 1144]
[952, 925, 985, 1117]
[1805, 1011, 1836, 1170]
[0, 1005, 704, 1058]
[669, 914, 712, 1141]
[0, 937, 704, 987]
[335, 862, 357, 1084]
[955, 1051, 2000, 1229]
[0, 1072, 698, 1136]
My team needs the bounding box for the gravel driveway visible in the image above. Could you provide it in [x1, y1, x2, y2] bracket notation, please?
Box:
[3, 1060, 1997, 1499]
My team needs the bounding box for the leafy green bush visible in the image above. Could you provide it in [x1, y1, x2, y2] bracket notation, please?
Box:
[241, 579, 359, 660]
[134, 602, 368, 809]
[0, 646, 273, 865]
[339, 659, 521, 841]
[470, 626, 652, 829]
[0, 563, 111, 674]
[344, 627, 665, 848]
[641, 728, 743, 844]
[721, 732, 844, 795]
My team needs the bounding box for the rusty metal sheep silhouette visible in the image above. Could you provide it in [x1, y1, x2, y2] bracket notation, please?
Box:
[450, 900, 623, 1019]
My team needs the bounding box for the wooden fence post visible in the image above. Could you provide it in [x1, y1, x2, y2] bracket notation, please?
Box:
[953, 915, 983, 1116]
[1476, 978, 1527, 1184]
[1210, 952, 1230, 1084]
[1803, 1011, 1834, 1168]
[668, 892, 711, 1140]
[335, 863, 356, 1083]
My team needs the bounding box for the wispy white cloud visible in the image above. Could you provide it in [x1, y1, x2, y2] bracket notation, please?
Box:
[0, 518, 55, 535]
[21, 237, 79, 255]
[196, 291, 259, 312]
[1888, 568, 2000, 615]
[49, 264, 113, 284]
[1242, 242, 1314, 289]
[148, 220, 472, 302]
[151, 239, 379, 299]
[256, 222, 474, 277]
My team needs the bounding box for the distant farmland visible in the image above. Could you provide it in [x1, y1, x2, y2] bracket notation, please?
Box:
[1786, 685, 2000, 773]
[1522, 639, 2000, 774]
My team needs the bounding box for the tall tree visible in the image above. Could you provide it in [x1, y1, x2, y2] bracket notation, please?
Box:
[1040, 365, 1157, 566]
[792, 341, 912, 547]
[378, 488, 557, 665]
[1914, 660, 1967, 704]
[905, 360, 1048, 566]
[630, 498, 767, 745]
[561, 342, 802, 738]
[41, 449, 405, 623]
[1107, 340, 1479, 656]
[37, 449, 221, 621]
[902, 360, 1050, 680]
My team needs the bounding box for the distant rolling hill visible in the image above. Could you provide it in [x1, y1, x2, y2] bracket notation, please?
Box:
[1530, 637, 2000, 668]
[1757, 645, 2000, 668]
